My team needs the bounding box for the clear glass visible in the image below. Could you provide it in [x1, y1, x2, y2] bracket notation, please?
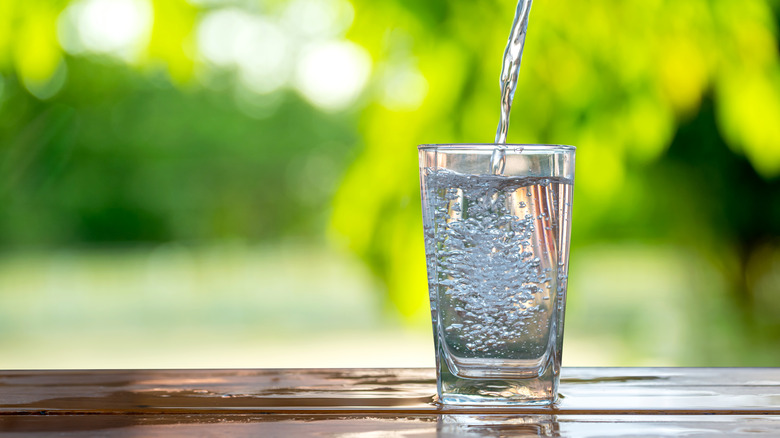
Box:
[418, 144, 575, 406]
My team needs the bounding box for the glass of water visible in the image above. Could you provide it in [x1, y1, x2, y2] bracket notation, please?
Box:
[418, 144, 575, 406]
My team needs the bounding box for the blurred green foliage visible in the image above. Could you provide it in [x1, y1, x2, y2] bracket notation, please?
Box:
[0, 57, 358, 244]
[333, 0, 780, 318]
[1, 0, 359, 245]
[0, 0, 779, 365]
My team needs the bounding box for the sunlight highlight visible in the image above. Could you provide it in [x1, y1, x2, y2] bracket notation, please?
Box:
[282, 0, 355, 38]
[197, 9, 292, 94]
[294, 41, 371, 111]
[58, 0, 153, 61]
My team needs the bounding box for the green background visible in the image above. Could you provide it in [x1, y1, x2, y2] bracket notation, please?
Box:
[0, 0, 778, 368]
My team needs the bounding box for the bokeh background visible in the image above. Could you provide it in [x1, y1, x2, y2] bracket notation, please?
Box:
[1, 0, 778, 368]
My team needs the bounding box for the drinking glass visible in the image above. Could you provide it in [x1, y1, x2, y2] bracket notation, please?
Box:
[418, 144, 575, 406]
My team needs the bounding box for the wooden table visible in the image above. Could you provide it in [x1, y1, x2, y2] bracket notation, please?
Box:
[1, 368, 778, 436]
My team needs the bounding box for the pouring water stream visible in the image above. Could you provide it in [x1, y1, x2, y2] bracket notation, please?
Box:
[491, 0, 534, 175]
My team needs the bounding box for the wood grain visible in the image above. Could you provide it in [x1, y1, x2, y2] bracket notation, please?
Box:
[1, 368, 778, 436]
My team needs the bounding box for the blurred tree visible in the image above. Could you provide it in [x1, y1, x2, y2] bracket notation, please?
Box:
[0, 0, 778, 364]
[330, 0, 780, 363]
[0, 1, 361, 247]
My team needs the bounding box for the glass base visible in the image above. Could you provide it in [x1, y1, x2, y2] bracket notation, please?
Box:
[437, 347, 560, 406]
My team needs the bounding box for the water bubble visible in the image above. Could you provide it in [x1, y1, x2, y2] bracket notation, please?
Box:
[427, 168, 571, 360]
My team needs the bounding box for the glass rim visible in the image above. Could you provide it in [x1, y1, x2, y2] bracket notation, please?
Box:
[417, 143, 575, 152]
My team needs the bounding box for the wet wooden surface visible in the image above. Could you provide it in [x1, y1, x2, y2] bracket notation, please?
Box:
[1, 368, 778, 436]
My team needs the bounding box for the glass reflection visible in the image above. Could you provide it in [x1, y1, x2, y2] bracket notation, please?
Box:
[437, 414, 559, 437]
